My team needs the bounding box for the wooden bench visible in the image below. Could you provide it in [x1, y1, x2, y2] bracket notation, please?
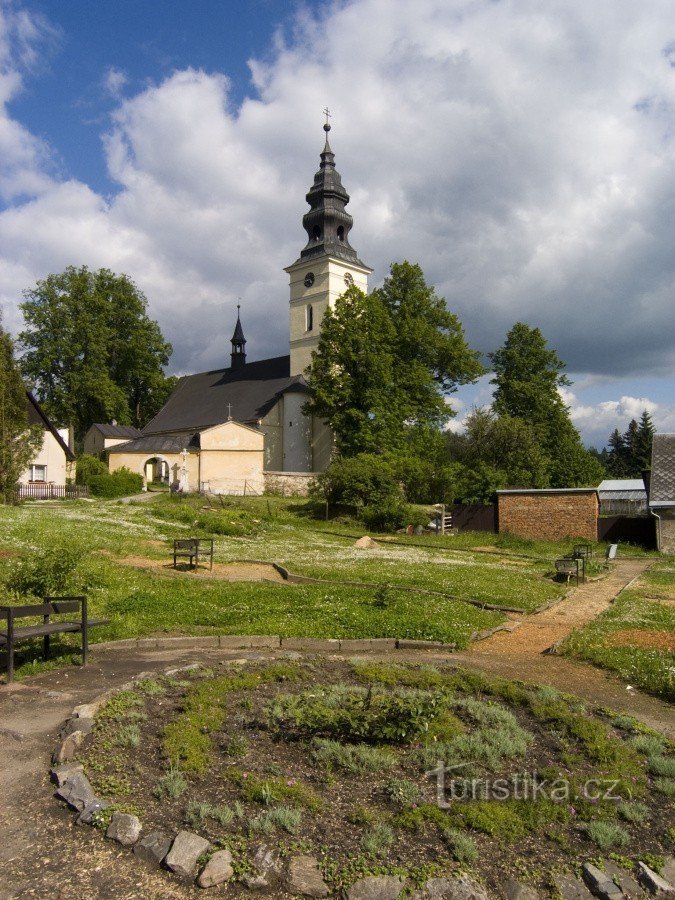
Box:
[0, 597, 109, 683]
[555, 558, 581, 586]
[173, 538, 214, 571]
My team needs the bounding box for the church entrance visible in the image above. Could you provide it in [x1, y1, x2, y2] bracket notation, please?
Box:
[144, 456, 171, 488]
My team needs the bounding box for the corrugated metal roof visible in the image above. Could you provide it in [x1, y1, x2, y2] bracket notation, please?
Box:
[598, 479, 645, 492]
[108, 433, 200, 454]
[650, 434, 675, 505]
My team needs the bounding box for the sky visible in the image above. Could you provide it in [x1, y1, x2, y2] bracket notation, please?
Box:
[0, 0, 673, 448]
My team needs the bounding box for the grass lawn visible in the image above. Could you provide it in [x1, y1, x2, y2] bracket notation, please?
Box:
[562, 563, 675, 701]
[0, 493, 645, 680]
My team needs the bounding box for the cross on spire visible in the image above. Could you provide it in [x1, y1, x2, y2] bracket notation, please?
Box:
[323, 107, 332, 127]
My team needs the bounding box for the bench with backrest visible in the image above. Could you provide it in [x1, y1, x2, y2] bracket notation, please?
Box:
[173, 538, 214, 570]
[555, 558, 581, 586]
[0, 596, 109, 683]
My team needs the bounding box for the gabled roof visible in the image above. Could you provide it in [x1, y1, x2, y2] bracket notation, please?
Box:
[108, 433, 200, 455]
[91, 424, 143, 439]
[142, 355, 308, 435]
[598, 479, 647, 501]
[26, 392, 75, 461]
[649, 434, 675, 506]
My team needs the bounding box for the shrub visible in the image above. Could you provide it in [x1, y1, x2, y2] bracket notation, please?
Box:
[647, 756, 675, 778]
[384, 777, 423, 808]
[75, 454, 108, 484]
[311, 738, 397, 773]
[360, 497, 411, 532]
[88, 467, 143, 498]
[617, 801, 650, 824]
[442, 827, 478, 863]
[654, 778, 675, 797]
[153, 768, 187, 800]
[7, 545, 85, 598]
[361, 822, 394, 857]
[313, 454, 402, 508]
[586, 821, 630, 850]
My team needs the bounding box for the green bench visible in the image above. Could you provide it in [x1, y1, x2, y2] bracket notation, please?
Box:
[0, 596, 109, 683]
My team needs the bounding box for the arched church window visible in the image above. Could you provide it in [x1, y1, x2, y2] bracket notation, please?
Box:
[337, 225, 345, 241]
[312, 225, 322, 241]
[306, 304, 313, 332]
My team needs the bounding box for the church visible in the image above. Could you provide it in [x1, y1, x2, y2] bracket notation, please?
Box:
[108, 123, 371, 495]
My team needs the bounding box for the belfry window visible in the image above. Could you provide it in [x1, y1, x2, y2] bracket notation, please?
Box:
[337, 225, 345, 241]
[306, 304, 313, 332]
[312, 225, 322, 241]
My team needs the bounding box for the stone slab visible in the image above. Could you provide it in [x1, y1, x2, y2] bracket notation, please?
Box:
[348, 875, 407, 899]
[198, 849, 234, 888]
[338, 639, 398, 652]
[165, 830, 211, 880]
[134, 831, 172, 867]
[286, 854, 329, 897]
[281, 638, 341, 652]
[219, 634, 281, 649]
[106, 811, 142, 846]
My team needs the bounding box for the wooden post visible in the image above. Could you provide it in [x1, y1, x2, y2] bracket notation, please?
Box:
[81, 596, 89, 667]
[7, 607, 15, 683]
[43, 604, 51, 660]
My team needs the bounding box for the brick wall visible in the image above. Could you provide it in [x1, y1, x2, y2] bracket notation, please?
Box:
[497, 491, 599, 542]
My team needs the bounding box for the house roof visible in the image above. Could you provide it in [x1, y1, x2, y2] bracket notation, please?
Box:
[598, 479, 647, 501]
[649, 434, 675, 507]
[26, 392, 75, 460]
[91, 424, 143, 439]
[142, 355, 308, 435]
[496, 488, 598, 495]
[108, 433, 200, 455]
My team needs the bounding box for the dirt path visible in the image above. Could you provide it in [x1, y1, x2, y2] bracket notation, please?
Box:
[472, 558, 650, 655]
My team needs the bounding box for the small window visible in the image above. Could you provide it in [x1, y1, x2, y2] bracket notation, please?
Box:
[306, 304, 313, 332]
[312, 225, 322, 240]
[337, 225, 345, 241]
[30, 465, 47, 482]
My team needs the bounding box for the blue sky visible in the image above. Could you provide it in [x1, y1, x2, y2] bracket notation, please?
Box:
[1, 0, 673, 447]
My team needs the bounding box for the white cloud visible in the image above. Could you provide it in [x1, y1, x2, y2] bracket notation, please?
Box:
[103, 66, 128, 99]
[0, 0, 673, 393]
[560, 386, 675, 446]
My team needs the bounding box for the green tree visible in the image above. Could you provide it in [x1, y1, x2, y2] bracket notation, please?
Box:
[489, 323, 604, 487]
[633, 410, 655, 473]
[305, 263, 484, 456]
[19, 266, 173, 444]
[605, 411, 654, 477]
[0, 323, 42, 503]
[374, 262, 484, 430]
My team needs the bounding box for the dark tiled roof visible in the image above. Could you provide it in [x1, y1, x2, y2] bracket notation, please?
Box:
[108, 433, 200, 455]
[93, 424, 143, 439]
[650, 434, 675, 505]
[26, 392, 75, 460]
[142, 355, 307, 435]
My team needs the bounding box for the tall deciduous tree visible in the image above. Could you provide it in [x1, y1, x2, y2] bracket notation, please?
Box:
[305, 263, 484, 456]
[19, 266, 173, 443]
[489, 323, 604, 487]
[0, 323, 42, 503]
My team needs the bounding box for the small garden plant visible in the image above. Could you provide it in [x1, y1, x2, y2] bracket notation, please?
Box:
[76, 658, 674, 896]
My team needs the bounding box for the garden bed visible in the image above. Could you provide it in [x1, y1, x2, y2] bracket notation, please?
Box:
[73, 658, 675, 896]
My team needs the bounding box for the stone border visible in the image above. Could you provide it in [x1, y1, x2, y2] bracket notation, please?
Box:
[92, 634, 458, 653]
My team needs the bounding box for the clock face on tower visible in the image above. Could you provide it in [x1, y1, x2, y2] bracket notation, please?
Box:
[304, 272, 315, 288]
[344, 273, 354, 287]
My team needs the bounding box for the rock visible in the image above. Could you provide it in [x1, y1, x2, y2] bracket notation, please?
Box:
[61, 717, 94, 738]
[414, 525, 425, 535]
[76, 798, 110, 825]
[50, 762, 84, 786]
[353, 535, 378, 549]
[55, 772, 97, 812]
[134, 831, 172, 867]
[553, 875, 594, 900]
[198, 849, 234, 888]
[504, 879, 541, 900]
[72, 701, 102, 719]
[106, 811, 142, 846]
[348, 875, 407, 900]
[603, 861, 644, 898]
[243, 844, 283, 889]
[637, 863, 675, 897]
[582, 863, 623, 900]
[52, 730, 86, 764]
[165, 831, 211, 880]
[412, 876, 489, 900]
[664, 860, 675, 889]
[287, 855, 329, 897]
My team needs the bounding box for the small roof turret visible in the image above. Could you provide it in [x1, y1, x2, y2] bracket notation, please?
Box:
[230, 304, 247, 370]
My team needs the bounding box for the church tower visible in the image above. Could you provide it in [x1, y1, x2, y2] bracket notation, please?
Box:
[285, 121, 373, 377]
[230, 304, 246, 369]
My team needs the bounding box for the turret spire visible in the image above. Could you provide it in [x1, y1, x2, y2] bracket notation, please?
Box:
[230, 303, 246, 370]
[299, 118, 361, 264]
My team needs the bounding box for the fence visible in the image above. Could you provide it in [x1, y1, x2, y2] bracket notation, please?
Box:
[449, 503, 498, 533]
[16, 484, 90, 501]
[598, 515, 656, 549]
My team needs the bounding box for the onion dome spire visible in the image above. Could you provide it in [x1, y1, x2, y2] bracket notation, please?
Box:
[230, 304, 246, 370]
[299, 116, 361, 263]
